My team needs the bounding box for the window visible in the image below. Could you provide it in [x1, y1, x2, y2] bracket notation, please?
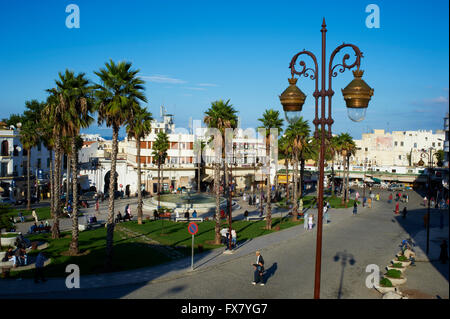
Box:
[432, 142, 435, 147]
[47, 158, 50, 168]
[1, 140, 8, 156]
[414, 143, 417, 148]
[392, 169, 396, 173]
[37, 158, 41, 169]
[400, 142, 404, 146]
[365, 148, 368, 151]
[438, 142, 441, 147]
[37, 142, 41, 151]
[22, 161, 27, 175]
[23, 149, 28, 156]
[394, 141, 398, 146]
[398, 155, 401, 160]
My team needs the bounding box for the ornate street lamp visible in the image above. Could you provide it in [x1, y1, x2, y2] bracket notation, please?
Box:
[279, 19, 374, 299]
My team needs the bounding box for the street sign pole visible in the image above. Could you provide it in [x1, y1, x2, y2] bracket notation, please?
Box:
[191, 234, 194, 270]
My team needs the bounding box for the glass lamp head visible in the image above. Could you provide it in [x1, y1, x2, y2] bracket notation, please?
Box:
[341, 70, 374, 122]
[279, 77, 306, 124]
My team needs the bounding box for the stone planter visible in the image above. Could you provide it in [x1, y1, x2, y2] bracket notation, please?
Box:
[375, 285, 399, 294]
[0, 233, 19, 247]
[384, 276, 407, 286]
[391, 259, 411, 267]
[387, 265, 407, 273]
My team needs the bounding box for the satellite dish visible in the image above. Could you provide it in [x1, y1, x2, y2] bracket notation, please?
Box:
[16, 122, 22, 128]
[16, 146, 22, 152]
[9, 125, 15, 130]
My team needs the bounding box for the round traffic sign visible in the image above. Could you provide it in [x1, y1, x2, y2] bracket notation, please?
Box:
[188, 222, 198, 235]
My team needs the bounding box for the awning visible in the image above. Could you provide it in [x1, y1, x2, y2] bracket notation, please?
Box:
[202, 175, 214, 183]
[372, 177, 381, 183]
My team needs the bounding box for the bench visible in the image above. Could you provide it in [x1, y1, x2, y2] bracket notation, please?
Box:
[78, 222, 105, 231]
[175, 217, 204, 223]
[246, 216, 265, 221]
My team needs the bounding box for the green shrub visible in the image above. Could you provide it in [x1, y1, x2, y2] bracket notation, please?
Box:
[385, 269, 402, 278]
[392, 263, 403, 268]
[397, 255, 408, 262]
[380, 277, 393, 287]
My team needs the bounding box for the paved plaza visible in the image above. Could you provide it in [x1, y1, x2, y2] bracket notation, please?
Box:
[1, 188, 448, 299]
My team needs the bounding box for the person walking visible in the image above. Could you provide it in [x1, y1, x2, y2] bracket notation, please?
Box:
[376, 193, 380, 201]
[395, 202, 400, 215]
[95, 199, 99, 212]
[303, 212, 309, 230]
[402, 207, 407, 219]
[34, 252, 47, 283]
[353, 201, 357, 215]
[368, 197, 372, 208]
[308, 214, 314, 230]
[32, 209, 38, 224]
[251, 251, 265, 286]
[323, 202, 330, 224]
[388, 193, 393, 204]
[423, 196, 427, 207]
[231, 229, 237, 248]
[363, 196, 367, 208]
[355, 191, 360, 202]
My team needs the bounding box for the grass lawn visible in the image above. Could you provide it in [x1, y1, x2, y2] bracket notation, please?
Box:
[122, 217, 303, 254]
[7, 217, 303, 279]
[277, 195, 358, 209]
[9, 227, 172, 279]
[4, 206, 52, 221]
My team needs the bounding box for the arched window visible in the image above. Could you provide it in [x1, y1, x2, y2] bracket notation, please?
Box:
[1, 140, 9, 156]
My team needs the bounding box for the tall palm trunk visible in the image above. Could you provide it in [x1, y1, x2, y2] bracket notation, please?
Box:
[300, 157, 305, 198]
[265, 140, 272, 230]
[292, 151, 299, 221]
[198, 162, 201, 193]
[285, 158, 289, 204]
[345, 155, 350, 206]
[157, 161, 161, 205]
[48, 149, 54, 220]
[105, 125, 119, 269]
[136, 139, 143, 224]
[214, 162, 221, 244]
[331, 156, 335, 196]
[65, 153, 71, 208]
[52, 135, 61, 239]
[69, 137, 79, 255]
[26, 149, 31, 211]
[341, 154, 347, 205]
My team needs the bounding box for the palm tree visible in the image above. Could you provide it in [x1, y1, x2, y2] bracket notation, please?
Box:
[55, 70, 94, 256]
[337, 133, 356, 205]
[193, 140, 206, 193]
[284, 117, 310, 221]
[61, 136, 72, 208]
[204, 99, 238, 244]
[21, 100, 45, 210]
[94, 60, 147, 268]
[43, 91, 68, 239]
[39, 117, 55, 225]
[329, 135, 340, 196]
[19, 123, 38, 211]
[278, 136, 292, 206]
[127, 106, 153, 224]
[152, 131, 169, 209]
[258, 109, 283, 230]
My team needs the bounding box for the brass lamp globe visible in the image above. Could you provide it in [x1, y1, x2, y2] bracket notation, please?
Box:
[279, 77, 306, 124]
[418, 159, 425, 167]
[341, 70, 374, 122]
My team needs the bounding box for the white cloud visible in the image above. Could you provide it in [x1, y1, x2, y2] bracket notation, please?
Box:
[185, 87, 207, 91]
[197, 83, 218, 87]
[141, 75, 187, 84]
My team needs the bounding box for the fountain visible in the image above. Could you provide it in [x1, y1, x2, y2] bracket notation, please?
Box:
[143, 181, 234, 214]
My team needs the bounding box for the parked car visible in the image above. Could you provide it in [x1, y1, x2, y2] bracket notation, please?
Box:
[388, 183, 404, 191]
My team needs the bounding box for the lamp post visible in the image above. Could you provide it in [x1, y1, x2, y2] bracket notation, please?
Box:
[419, 147, 435, 255]
[228, 143, 236, 251]
[279, 19, 373, 299]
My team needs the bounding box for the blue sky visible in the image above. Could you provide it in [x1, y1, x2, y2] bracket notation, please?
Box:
[0, 0, 448, 140]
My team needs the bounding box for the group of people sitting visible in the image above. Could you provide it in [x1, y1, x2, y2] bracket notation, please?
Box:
[1, 235, 30, 267]
[115, 210, 133, 223]
[220, 227, 237, 249]
[28, 221, 51, 234]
